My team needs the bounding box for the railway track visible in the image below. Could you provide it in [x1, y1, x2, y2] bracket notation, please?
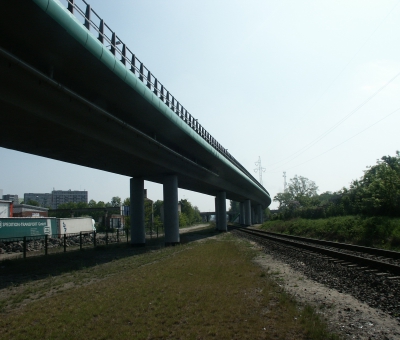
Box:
[234, 227, 400, 277]
[232, 226, 400, 317]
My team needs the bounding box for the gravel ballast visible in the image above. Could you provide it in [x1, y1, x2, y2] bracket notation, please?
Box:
[233, 230, 400, 340]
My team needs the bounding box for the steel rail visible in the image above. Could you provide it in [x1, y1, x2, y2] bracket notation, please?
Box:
[255, 229, 400, 260]
[236, 228, 400, 275]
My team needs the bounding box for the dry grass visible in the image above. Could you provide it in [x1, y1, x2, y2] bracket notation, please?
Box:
[0, 229, 337, 339]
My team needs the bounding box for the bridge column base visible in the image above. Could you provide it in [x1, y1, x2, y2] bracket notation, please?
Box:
[163, 174, 180, 246]
[130, 177, 145, 245]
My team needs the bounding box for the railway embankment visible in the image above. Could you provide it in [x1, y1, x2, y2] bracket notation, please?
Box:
[234, 226, 400, 339]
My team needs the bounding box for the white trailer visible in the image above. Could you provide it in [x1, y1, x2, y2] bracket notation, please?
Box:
[57, 217, 95, 235]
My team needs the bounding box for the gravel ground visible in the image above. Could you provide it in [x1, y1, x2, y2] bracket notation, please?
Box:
[234, 230, 400, 340]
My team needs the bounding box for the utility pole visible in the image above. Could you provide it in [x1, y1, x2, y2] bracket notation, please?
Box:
[283, 171, 287, 192]
[254, 156, 266, 186]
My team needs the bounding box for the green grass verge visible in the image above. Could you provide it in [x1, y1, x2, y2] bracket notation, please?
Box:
[262, 216, 400, 250]
[0, 233, 337, 339]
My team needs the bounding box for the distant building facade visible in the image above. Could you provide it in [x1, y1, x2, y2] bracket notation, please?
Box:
[51, 190, 88, 209]
[24, 193, 52, 208]
[2, 194, 19, 204]
[24, 190, 88, 209]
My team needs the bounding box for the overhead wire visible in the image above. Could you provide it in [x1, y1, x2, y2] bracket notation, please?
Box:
[266, 70, 400, 173]
[268, 105, 400, 173]
[268, 0, 400, 168]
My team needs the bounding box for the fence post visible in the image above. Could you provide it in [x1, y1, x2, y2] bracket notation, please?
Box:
[126, 229, 129, 244]
[106, 231, 108, 246]
[94, 231, 97, 248]
[117, 229, 119, 243]
[23, 236, 26, 259]
[45, 234, 48, 256]
[63, 234, 67, 253]
[147, 70, 151, 89]
[98, 19, 104, 44]
[80, 232, 82, 251]
[139, 63, 144, 81]
[130, 54, 136, 74]
[121, 44, 126, 65]
[111, 32, 116, 56]
[67, 0, 74, 14]
[84, 4, 91, 30]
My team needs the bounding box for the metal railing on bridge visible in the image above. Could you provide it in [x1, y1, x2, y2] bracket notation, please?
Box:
[60, 0, 268, 194]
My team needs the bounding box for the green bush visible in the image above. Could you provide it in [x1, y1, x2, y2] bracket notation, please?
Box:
[261, 216, 400, 250]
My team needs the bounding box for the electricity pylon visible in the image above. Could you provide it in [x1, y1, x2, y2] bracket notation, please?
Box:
[254, 156, 266, 186]
[283, 171, 287, 192]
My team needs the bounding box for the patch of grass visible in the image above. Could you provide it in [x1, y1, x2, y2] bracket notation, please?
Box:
[0, 234, 337, 339]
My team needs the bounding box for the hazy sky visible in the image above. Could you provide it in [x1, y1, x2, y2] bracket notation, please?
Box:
[1, 0, 400, 210]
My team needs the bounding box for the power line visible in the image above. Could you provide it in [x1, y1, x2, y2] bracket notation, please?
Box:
[268, 0, 400, 168]
[281, 106, 400, 172]
[267, 69, 400, 173]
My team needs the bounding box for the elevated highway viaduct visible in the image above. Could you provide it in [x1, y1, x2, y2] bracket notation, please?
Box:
[0, 0, 271, 245]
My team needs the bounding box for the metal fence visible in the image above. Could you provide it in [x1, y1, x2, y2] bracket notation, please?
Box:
[0, 230, 129, 259]
[57, 0, 269, 195]
[0, 225, 165, 260]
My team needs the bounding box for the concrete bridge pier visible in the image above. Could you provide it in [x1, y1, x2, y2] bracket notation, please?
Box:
[130, 177, 145, 246]
[244, 200, 251, 226]
[239, 202, 244, 225]
[217, 191, 227, 231]
[257, 205, 263, 224]
[251, 206, 255, 224]
[214, 197, 219, 230]
[163, 175, 180, 246]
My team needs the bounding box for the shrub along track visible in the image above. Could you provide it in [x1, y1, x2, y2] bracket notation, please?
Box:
[232, 227, 400, 318]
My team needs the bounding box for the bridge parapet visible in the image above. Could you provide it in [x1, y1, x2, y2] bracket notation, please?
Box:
[61, 0, 267, 195]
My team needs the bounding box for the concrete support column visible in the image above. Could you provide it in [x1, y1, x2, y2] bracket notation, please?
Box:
[163, 175, 180, 246]
[257, 205, 263, 224]
[217, 191, 227, 231]
[214, 197, 219, 230]
[244, 200, 251, 226]
[251, 206, 255, 224]
[239, 202, 244, 225]
[130, 177, 145, 246]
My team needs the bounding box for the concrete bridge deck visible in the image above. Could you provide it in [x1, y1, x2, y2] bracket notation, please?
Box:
[0, 0, 270, 245]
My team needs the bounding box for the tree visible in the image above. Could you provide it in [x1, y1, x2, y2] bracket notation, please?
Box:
[273, 192, 292, 210]
[26, 199, 39, 206]
[179, 199, 201, 226]
[144, 200, 153, 229]
[123, 197, 130, 206]
[229, 201, 240, 214]
[96, 201, 106, 208]
[88, 199, 97, 208]
[110, 196, 121, 207]
[153, 200, 163, 219]
[287, 175, 318, 207]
